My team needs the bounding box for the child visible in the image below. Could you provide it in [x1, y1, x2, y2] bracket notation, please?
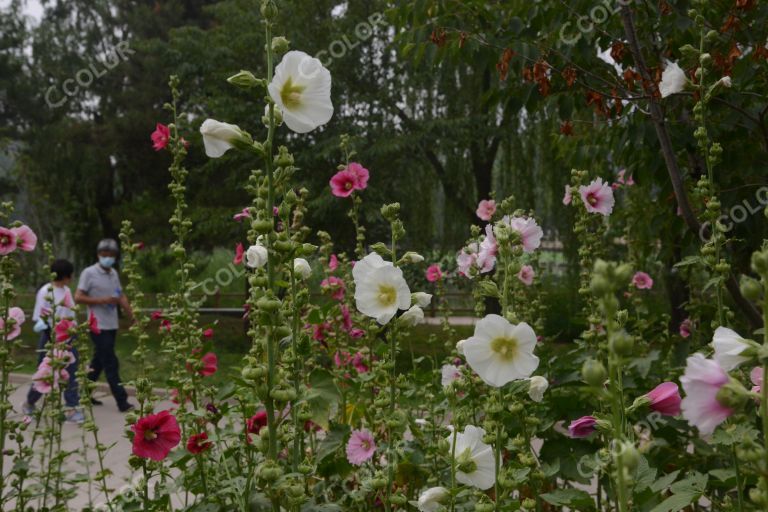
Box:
[22, 259, 85, 424]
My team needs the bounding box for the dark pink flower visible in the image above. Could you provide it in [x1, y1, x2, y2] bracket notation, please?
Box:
[89, 312, 100, 335]
[346, 162, 370, 189]
[151, 310, 164, 320]
[330, 170, 358, 197]
[199, 352, 218, 377]
[0, 227, 17, 255]
[476, 199, 496, 221]
[131, 410, 181, 461]
[233, 243, 244, 265]
[329, 254, 339, 271]
[54, 318, 76, 343]
[321, 276, 345, 301]
[246, 410, 268, 434]
[646, 382, 681, 416]
[679, 318, 692, 338]
[203, 328, 214, 339]
[351, 352, 369, 373]
[151, 123, 171, 151]
[233, 208, 251, 222]
[568, 416, 598, 438]
[632, 271, 653, 290]
[426, 264, 443, 283]
[186, 432, 212, 454]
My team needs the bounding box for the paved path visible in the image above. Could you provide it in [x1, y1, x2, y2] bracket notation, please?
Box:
[3, 373, 175, 511]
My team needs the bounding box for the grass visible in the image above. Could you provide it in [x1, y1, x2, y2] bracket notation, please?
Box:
[10, 315, 473, 389]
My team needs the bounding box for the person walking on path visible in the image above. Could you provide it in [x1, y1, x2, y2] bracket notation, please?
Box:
[74, 239, 135, 412]
[22, 259, 85, 424]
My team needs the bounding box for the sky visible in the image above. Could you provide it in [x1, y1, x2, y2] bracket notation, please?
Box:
[0, 0, 43, 22]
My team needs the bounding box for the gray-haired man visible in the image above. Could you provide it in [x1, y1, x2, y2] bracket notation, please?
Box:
[74, 239, 135, 412]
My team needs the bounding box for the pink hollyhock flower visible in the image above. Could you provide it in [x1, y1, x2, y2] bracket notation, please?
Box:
[11, 225, 37, 252]
[351, 352, 369, 373]
[31, 363, 55, 394]
[579, 178, 615, 216]
[426, 264, 443, 282]
[89, 312, 100, 335]
[680, 354, 734, 436]
[614, 169, 634, 187]
[151, 123, 170, 151]
[346, 162, 370, 190]
[441, 364, 462, 387]
[334, 351, 352, 368]
[311, 322, 332, 342]
[346, 429, 376, 465]
[151, 310, 163, 320]
[62, 289, 75, 309]
[456, 244, 479, 277]
[562, 185, 572, 205]
[330, 170, 358, 198]
[246, 410, 268, 434]
[203, 328, 214, 339]
[568, 416, 598, 438]
[477, 225, 498, 274]
[54, 318, 76, 343]
[233, 243, 244, 265]
[750, 367, 763, 394]
[233, 208, 251, 222]
[186, 432, 212, 454]
[505, 216, 544, 253]
[632, 271, 653, 290]
[160, 319, 172, 332]
[131, 410, 181, 461]
[321, 276, 345, 301]
[476, 199, 496, 221]
[517, 265, 535, 286]
[0, 307, 25, 340]
[328, 254, 339, 271]
[199, 352, 218, 377]
[646, 382, 681, 416]
[349, 328, 365, 338]
[0, 227, 17, 255]
[679, 318, 692, 338]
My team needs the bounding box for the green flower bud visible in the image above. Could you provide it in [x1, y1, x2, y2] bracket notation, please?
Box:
[740, 276, 762, 301]
[271, 36, 290, 54]
[227, 70, 262, 89]
[582, 359, 607, 386]
[609, 330, 634, 356]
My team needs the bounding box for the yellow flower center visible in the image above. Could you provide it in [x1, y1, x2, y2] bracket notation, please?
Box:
[280, 77, 306, 109]
[377, 284, 397, 307]
[144, 429, 157, 441]
[490, 336, 519, 361]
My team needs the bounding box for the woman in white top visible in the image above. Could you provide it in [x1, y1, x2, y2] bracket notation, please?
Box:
[22, 259, 84, 424]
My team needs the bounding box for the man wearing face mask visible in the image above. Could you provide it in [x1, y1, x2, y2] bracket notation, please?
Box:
[74, 239, 135, 412]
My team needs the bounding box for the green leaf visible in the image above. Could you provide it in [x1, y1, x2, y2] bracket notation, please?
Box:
[540, 488, 595, 510]
[304, 369, 341, 430]
[649, 470, 680, 493]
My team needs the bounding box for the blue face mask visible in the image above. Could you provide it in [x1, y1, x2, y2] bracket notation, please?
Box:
[99, 256, 115, 268]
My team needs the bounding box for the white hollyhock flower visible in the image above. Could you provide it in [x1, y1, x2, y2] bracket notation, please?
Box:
[441, 364, 462, 387]
[659, 61, 687, 98]
[712, 326, 753, 370]
[528, 376, 549, 402]
[267, 50, 333, 133]
[715, 76, 732, 88]
[446, 425, 495, 490]
[401, 251, 424, 263]
[353, 252, 411, 325]
[200, 119, 247, 158]
[399, 305, 424, 326]
[245, 244, 268, 269]
[293, 258, 311, 279]
[417, 486, 449, 512]
[462, 314, 539, 387]
[456, 339, 466, 356]
[412, 292, 432, 308]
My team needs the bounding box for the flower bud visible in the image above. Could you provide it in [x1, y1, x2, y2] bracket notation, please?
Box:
[740, 275, 762, 301]
[582, 359, 607, 387]
[609, 330, 634, 356]
[227, 70, 262, 89]
[271, 36, 290, 54]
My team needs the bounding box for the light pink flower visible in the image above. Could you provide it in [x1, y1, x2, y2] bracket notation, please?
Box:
[426, 264, 443, 283]
[646, 382, 681, 416]
[562, 185, 572, 205]
[504, 216, 544, 253]
[751, 367, 763, 394]
[321, 276, 345, 301]
[456, 244, 479, 278]
[632, 271, 653, 290]
[346, 162, 370, 190]
[349, 328, 365, 339]
[476, 225, 497, 273]
[330, 170, 357, 197]
[568, 416, 597, 438]
[351, 352, 369, 373]
[233, 208, 251, 222]
[679, 318, 692, 338]
[0, 307, 25, 340]
[0, 227, 17, 255]
[11, 225, 37, 252]
[151, 123, 170, 151]
[346, 429, 376, 465]
[476, 199, 496, 221]
[517, 265, 535, 286]
[328, 254, 339, 271]
[579, 178, 615, 216]
[680, 354, 733, 436]
[441, 364, 462, 387]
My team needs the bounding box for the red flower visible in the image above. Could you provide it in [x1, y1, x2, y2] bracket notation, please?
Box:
[203, 328, 214, 339]
[151, 123, 170, 151]
[199, 352, 218, 377]
[247, 410, 268, 434]
[233, 243, 244, 265]
[54, 318, 76, 343]
[89, 311, 100, 335]
[160, 319, 172, 332]
[151, 310, 163, 320]
[131, 410, 181, 461]
[186, 432, 212, 454]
